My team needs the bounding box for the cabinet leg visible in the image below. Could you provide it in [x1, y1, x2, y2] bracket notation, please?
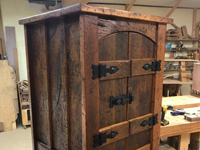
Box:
[178, 133, 190, 150]
[190, 133, 200, 150]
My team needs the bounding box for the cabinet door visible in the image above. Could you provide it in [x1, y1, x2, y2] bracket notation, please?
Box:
[85, 16, 166, 150]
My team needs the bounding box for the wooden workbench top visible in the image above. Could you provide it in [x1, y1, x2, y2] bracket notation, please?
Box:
[161, 95, 200, 138]
[162, 95, 200, 109]
[163, 79, 192, 85]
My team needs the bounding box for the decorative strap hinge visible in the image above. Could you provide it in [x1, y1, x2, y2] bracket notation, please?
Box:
[92, 64, 119, 79]
[93, 131, 118, 148]
[140, 114, 158, 127]
[142, 60, 161, 72]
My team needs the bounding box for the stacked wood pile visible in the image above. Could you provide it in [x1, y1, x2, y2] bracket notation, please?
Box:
[166, 23, 193, 40]
[17, 80, 31, 128]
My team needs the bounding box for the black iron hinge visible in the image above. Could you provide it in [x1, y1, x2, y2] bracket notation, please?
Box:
[92, 64, 119, 80]
[110, 93, 134, 108]
[93, 131, 118, 148]
[140, 114, 158, 127]
[142, 60, 161, 72]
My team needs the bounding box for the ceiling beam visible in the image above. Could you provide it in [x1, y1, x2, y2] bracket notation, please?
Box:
[166, 0, 183, 17]
[62, 0, 91, 7]
[126, 0, 137, 11]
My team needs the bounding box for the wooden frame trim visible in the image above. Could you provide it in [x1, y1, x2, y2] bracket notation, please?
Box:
[19, 3, 173, 25]
[166, 0, 183, 17]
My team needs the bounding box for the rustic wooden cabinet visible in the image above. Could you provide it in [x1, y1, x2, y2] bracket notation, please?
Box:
[20, 3, 172, 150]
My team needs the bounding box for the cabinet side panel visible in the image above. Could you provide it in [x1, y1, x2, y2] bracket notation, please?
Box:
[65, 16, 82, 150]
[26, 23, 52, 148]
[151, 24, 166, 150]
[46, 18, 68, 149]
[81, 15, 100, 150]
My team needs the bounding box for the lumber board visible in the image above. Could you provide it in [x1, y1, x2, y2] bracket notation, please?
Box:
[5, 27, 16, 70]
[126, 0, 137, 11]
[163, 79, 192, 85]
[166, 0, 183, 17]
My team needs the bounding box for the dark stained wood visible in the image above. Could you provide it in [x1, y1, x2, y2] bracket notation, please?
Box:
[131, 59, 156, 76]
[151, 24, 166, 150]
[129, 114, 153, 135]
[46, 18, 68, 150]
[19, 4, 173, 25]
[65, 16, 83, 150]
[27, 23, 52, 148]
[98, 19, 156, 42]
[100, 60, 131, 80]
[99, 32, 128, 150]
[129, 33, 155, 59]
[22, 5, 169, 150]
[82, 15, 100, 150]
[24, 26, 35, 150]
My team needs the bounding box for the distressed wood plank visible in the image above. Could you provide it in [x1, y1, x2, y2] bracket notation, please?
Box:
[19, 4, 173, 25]
[129, 113, 153, 135]
[98, 19, 156, 42]
[46, 18, 68, 150]
[99, 60, 131, 80]
[27, 23, 52, 148]
[82, 15, 99, 150]
[151, 24, 166, 150]
[131, 59, 156, 76]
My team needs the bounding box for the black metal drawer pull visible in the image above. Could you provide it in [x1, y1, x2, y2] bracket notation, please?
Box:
[110, 93, 134, 108]
[92, 64, 119, 79]
[142, 60, 161, 72]
[93, 131, 118, 147]
[140, 114, 158, 127]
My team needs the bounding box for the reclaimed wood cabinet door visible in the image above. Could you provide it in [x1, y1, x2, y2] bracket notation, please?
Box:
[85, 17, 166, 150]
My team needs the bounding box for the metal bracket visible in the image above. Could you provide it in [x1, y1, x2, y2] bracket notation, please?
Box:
[92, 64, 119, 80]
[142, 60, 161, 72]
[140, 114, 158, 127]
[110, 93, 134, 108]
[93, 131, 118, 147]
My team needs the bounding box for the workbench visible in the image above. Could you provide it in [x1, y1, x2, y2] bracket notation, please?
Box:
[161, 95, 200, 150]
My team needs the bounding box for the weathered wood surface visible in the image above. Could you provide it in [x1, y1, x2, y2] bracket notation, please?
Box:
[19, 3, 173, 25]
[22, 5, 169, 149]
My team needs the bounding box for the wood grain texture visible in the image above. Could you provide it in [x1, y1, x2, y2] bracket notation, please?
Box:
[99, 60, 131, 80]
[19, 3, 173, 25]
[99, 31, 128, 150]
[46, 18, 68, 150]
[129, 114, 153, 135]
[131, 59, 156, 76]
[27, 23, 52, 148]
[82, 15, 100, 150]
[99, 121, 129, 147]
[65, 16, 82, 150]
[98, 19, 156, 42]
[151, 24, 166, 150]
[129, 33, 155, 59]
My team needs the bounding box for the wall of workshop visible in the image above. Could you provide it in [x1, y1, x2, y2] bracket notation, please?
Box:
[0, 0, 45, 81]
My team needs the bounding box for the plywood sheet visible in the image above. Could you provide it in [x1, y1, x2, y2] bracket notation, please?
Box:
[0, 60, 18, 131]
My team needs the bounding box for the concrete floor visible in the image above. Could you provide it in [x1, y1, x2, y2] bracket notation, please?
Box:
[0, 126, 32, 150]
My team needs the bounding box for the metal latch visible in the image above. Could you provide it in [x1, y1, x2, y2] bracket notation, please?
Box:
[92, 64, 119, 79]
[142, 60, 161, 72]
[93, 131, 118, 147]
[140, 114, 158, 127]
[110, 94, 134, 108]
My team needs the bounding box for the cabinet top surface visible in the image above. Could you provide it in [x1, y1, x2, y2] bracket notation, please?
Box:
[19, 3, 173, 25]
